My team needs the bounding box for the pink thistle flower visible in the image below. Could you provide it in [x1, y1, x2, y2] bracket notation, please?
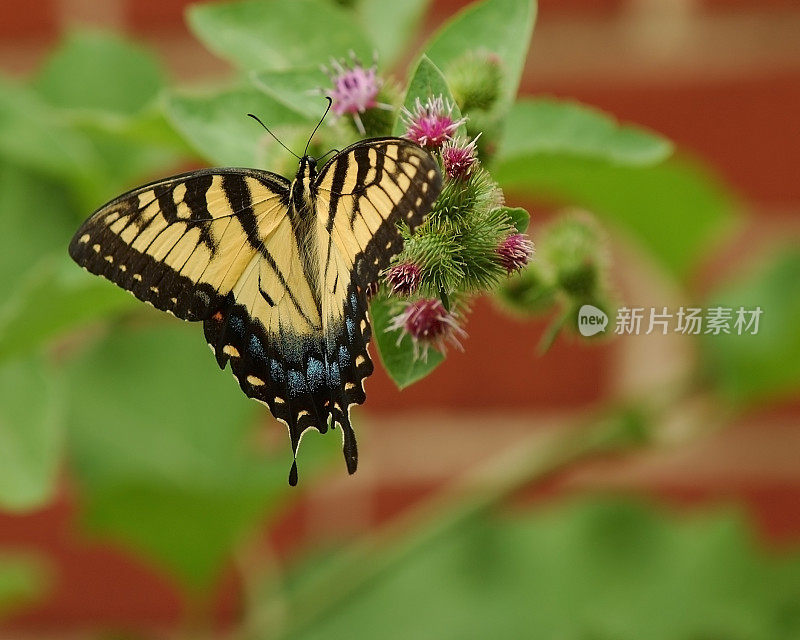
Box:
[441, 134, 481, 180]
[498, 233, 535, 273]
[401, 96, 466, 150]
[323, 53, 390, 135]
[387, 298, 467, 359]
[385, 261, 422, 296]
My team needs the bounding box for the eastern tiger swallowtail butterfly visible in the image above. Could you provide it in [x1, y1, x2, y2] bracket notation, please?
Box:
[69, 111, 442, 485]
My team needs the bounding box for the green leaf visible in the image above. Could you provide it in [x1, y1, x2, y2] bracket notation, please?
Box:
[357, 0, 430, 66]
[188, 0, 373, 71]
[165, 85, 307, 169]
[498, 98, 673, 166]
[34, 29, 165, 115]
[423, 0, 536, 115]
[251, 67, 329, 120]
[0, 257, 138, 364]
[392, 55, 466, 138]
[0, 77, 99, 195]
[702, 246, 800, 405]
[0, 356, 63, 511]
[500, 206, 530, 232]
[494, 154, 736, 278]
[290, 500, 800, 640]
[0, 554, 48, 619]
[370, 295, 444, 389]
[0, 78, 183, 210]
[0, 164, 76, 294]
[65, 323, 333, 589]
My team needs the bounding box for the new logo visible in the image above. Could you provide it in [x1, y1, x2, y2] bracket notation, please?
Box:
[577, 304, 608, 337]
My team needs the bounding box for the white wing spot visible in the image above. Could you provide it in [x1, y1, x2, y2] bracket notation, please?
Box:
[274, 397, 285, 404]
[119, 264, 127, 272]
[79, 234, 90, 244]
[133, 274, 142, 281]
[247, 375, 265, 386]
[150, 286, 159, 294]
[104, 255, 113, 263]
[92, 244, 101, 253]
[355, 355, 366, 367]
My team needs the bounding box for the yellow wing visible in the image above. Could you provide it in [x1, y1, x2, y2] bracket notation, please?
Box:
[69, 168, 291, 321]
[315, 139, 442, 474]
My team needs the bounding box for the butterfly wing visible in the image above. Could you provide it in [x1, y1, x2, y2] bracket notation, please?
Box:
[312, 138, 443, 471]
[69, 168, 291, 321]
[315, 137, 442, 288]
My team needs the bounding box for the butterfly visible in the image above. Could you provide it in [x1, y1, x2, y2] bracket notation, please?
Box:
[68, 107, 442, 485]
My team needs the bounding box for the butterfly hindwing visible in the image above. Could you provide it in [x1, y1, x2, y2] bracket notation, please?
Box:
[69, 168, 291, 321]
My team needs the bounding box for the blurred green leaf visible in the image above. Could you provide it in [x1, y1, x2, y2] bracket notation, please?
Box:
[165, 85, 307, 168]
[251, 67, 329, 120]
[0, 257, 138, 363]
[0, 77, 185, 211]
[703, 246, 800, 405]
[290, 500, 800, 640]
[499, 98, 673, 166]
[0, 356, 63, 511]
[357, 0, 430, 66]
[392, 55, 466, 137]
[370, 295, 443, 389]
[188, 0, 373, 71]
[0, 554, 48, 619]
[494, 154, 736, 278]
[0, 77, 99, 199]
[0, 163, 76, 291]
[0, 164, 136, 363]
[34, 29, 165, 115]
[424, 0, 536, 116]
[252, 67, 330, 121]
[66, 323, 332, 588]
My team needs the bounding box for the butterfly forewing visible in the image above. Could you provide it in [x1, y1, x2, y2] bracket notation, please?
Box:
[69, 168, 291, 321]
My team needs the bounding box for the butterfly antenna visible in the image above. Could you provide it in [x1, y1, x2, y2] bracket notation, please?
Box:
[247, 113, 300, 160]
[304, 97, 332, 157]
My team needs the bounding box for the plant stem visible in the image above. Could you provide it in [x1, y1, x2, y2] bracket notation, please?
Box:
[271, 406, 659, 640]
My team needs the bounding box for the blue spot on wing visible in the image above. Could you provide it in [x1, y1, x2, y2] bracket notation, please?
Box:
[346, 317, 356, 343]
[338, 345, 351, 369]
[249, 334, 267, 363]
[228, 314, 245, 338]
[287, 370, 305, 399]
[329, 361, 341, 387]
[306, 357, 324, 392]
[271, 358, 286, 383]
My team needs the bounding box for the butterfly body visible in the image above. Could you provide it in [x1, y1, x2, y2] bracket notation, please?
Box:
[69, 138, 442, 484]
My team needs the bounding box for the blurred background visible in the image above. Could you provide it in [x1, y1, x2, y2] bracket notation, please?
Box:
[0, 0, 798, 638]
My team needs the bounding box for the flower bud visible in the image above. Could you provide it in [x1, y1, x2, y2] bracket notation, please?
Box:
[385, 261, 422, 296]
[497, 233, 534, 273]
[441, 135, 480, 181]
[447, 51, 503, 113]
[387, 298, 467, 359]
[401, 96, 466, 150]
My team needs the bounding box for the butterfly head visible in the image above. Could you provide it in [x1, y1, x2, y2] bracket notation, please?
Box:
[291, 155, 318, 215]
